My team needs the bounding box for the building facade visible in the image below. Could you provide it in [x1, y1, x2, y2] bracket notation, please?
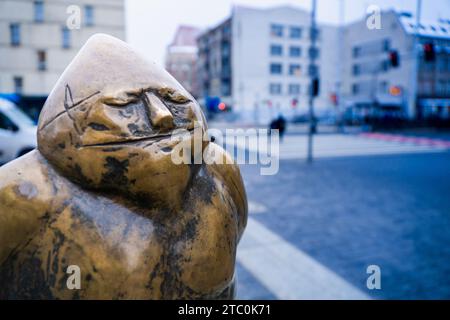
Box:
[341, 11, 450, 120]
[0, 0, 125, 96]
[197, 17, 233, 112]
[197, 5, 339, 123]
[165, 25, 201, 98]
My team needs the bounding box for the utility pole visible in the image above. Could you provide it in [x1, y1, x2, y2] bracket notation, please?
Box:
[410, 0, 422, 119]
[307, 0, 318, 163]
[336, 0, 345, 133]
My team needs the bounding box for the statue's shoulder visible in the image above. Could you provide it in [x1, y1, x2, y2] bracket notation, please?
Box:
[203, 143, 248, 238]
[0, 150, 55, 197]
[0, 150, 63, 264]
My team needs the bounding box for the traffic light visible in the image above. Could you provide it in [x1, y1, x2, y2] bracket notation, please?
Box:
[389, 50, 399, 68]
[312, 78, 320, 97]
[423, 43, 436, 62]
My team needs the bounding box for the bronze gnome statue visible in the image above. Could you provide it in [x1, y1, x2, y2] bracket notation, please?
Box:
[0, 34, 247, 299]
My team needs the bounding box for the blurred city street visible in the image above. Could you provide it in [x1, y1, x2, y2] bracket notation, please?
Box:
[228, 126, 450, 299]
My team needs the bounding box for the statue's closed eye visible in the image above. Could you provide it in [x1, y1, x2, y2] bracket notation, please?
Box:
[101, 91, 140, 107]
[101, 88, 190, 107]
[158, 88, 190, 104]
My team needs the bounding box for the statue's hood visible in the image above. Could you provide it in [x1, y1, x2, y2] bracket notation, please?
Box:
[38, 33, 194, 135]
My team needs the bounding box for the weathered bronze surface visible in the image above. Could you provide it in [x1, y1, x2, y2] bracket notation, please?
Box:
[0, 34, 247, 299]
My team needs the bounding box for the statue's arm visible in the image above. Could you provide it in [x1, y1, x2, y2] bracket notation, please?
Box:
[204, 143, 248, 241]
[0, 151, 54, 264]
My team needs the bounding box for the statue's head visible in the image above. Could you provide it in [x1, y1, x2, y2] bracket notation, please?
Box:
[37, 34, 207, 209]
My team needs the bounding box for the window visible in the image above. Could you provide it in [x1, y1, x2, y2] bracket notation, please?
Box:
[436, 80, 444, 95]
[37, 50, 47, 71]
[222, 25, 231, 36]
[270, 63, 282, 75]
[308, 47, 320, 59]
[85, 5, 94, 26]
[289, 64, 301, 76]
[310, 27, 320, 41]
[270, 45, 283, 56]
[379, 81, 388, 93]
[421, 80, 433, 95]
[270, 24, 283, 37]
[308, 64, 319, 77]
[381, 60, 389, 72]
[290, 27, 302, 39]
[13, 76, 23, 94]
[289, 46, 301, 57]
[34, 1, 44, 22]
[288, 84, 301, 95]
[352, 84, 360, 95]
[354, 61, 387, 75]
[438, 56, 447, 70]
[10, 23, 20, 46]
[0, 111, 18, 132]
[222, 41, 230, 56]
[353, 47, 361, 58]
[269, 83, 282, 95]
[221, 82, 231, 96]
[62, 27, 71, 48]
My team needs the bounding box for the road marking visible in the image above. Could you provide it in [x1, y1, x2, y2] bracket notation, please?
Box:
[360, 133, 450, 148]
[230, 134, 448, 160]
[237, 218, 370, 300]
[248, 201, 268, 214]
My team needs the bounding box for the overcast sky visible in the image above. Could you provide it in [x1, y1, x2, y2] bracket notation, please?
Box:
[125, 0, 450, 66]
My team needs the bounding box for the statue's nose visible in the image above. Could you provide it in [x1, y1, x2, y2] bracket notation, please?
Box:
[144, 92, 174, 131]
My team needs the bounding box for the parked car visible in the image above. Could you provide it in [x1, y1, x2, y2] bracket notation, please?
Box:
[0, 97, 37, 165]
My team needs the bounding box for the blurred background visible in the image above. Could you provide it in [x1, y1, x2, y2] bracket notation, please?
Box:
[0, 0, 449, 299]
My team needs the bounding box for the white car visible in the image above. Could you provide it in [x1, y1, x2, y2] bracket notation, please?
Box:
[0, 97, 37, 165]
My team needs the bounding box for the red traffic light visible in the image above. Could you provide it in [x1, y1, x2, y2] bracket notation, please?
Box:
[389, 50, 399, 67]
[218, 102, 226, 111]
[423, 43, 435, 62]
[312, 78, 320, 97]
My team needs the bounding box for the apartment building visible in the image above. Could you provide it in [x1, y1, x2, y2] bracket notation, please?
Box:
[165, 25, 201, 98]
[342, 11, 450, 120]
[197, 5, 339, 123]
[0, 0, 125, 96]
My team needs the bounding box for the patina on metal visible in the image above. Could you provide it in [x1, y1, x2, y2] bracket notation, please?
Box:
[0, 34, 247, 299]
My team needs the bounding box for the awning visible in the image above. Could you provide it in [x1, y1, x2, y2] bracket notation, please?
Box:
[376, 94, 404, 106]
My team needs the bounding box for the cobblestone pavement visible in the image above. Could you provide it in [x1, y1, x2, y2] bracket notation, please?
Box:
[234, 136, 450, 299]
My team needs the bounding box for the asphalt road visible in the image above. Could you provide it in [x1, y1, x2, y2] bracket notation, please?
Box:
[236, 148, 450, 299]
